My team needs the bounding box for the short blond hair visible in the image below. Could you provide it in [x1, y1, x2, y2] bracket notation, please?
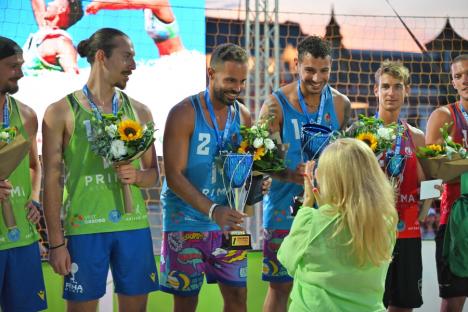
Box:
[375, 60, 410, 86]
[316, 138, 398, 267]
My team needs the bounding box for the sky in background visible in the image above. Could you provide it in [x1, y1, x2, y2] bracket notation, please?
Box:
[206, 0, 468, 52]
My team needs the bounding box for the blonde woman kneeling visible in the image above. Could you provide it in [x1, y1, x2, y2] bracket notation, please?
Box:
[277, 138, 398, 312]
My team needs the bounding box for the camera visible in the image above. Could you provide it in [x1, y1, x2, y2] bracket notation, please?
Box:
[290, 195, 304, 217]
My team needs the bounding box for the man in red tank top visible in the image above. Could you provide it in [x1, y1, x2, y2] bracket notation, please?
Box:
[374, 61, 427, 312]
[426, 54, 468, 312]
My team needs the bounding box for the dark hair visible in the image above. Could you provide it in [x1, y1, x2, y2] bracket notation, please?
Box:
[451, 54, 468, 66]
[210, 43, 248, 70]
[67, 0, 84, 28]
[375, 59, 410, 86]
[77, 28, 128, 64]
[0, 36, 22, 60]
[297, 36, 331, 62]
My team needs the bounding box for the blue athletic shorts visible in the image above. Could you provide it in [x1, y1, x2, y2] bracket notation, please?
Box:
[64, 228, 158, 301]
[0, 242, 47, 311]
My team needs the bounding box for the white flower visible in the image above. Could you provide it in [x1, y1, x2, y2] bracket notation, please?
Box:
[264, 138, 275, 150]
[250, 125, 258, 131]
[262, 130, 269, 137]
[377, 127, 393, 141]
[105, 124, 118, 138]
[110, 140, 127, 159]
[0, 132, 9, 140]
[253, 137, 264, 148]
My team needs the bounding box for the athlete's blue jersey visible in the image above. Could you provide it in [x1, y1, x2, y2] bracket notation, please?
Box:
[263, 85, 340, 229]
[161, 94, 241, 231]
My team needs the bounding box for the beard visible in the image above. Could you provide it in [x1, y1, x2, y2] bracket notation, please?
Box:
[1, 83, 19, 95]
[115, 81, 126, 90]
[212, 85, 239, 106]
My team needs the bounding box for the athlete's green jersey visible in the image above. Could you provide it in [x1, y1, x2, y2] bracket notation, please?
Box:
[63, 91, 149, 236]
[0, 96, 39, 250]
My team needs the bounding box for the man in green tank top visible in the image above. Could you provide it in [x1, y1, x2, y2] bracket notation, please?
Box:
[42, 28, 160, 311]
[0, 36, 47, 311]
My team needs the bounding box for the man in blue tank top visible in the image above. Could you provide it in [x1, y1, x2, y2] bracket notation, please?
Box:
[160, 43, 252, 312]
[259, 36, 351, 312]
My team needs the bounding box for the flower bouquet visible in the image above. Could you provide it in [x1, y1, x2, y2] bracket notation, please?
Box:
[417, 123, 467, 182]
[336, 115, 407, 181]
[0, 127, 31, 230]
[236, 118, 286, 208]
[343, 115, 405, 156]
[89, 112, 156, 213]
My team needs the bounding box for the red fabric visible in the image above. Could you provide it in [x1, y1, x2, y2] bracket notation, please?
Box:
[395, 128, 420, 239]
[439, 102, 467, 225]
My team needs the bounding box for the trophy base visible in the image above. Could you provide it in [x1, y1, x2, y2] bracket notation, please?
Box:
[222, 231, 252, 250]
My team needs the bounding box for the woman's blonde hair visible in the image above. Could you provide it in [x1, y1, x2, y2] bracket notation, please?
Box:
[316, 138, 398, 267]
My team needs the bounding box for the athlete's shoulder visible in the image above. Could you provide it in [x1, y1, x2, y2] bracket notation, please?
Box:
[44, 91, 77, 118]
[124, 94, 152, 119]
[166, 93, 198, 126]
[427, 105, 453, 128]
[401, 121, 424, 149]
[406, 123, 424, 136]
[330, 86, 350, 107]
[10, 98, 37, 124]
[279, 81, 296, 98]
[430, 104, 452, 119]
[236, 101, 252, 127]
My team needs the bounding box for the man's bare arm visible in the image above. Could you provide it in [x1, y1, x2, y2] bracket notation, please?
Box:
[425, 107, 453, 145]
[19, 103, 41, 202]
[42, 100, 68, 247]
[43, 99, 73, 275]
[409, 126, 426, 183]
[31, 0, 46, 27]
[258, 95, 304, 184]
[86, 0, 170, 14]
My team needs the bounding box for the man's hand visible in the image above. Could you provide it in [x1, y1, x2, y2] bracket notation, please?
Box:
[0, 180, 12, 201]
[49, 245, 72, 276]
[212, 205, 246, 231]
[288, 163, 306, 185]
[115, 163, 140, 185]
[25, 201, 41, 224]
[303, 161, 321, 207]
[261, 176, 272, 194]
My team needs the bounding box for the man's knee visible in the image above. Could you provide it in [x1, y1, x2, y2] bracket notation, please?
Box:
[270, 281, 293, 296]
[174, 294, 198, 312]
[221, 285, 247, 304]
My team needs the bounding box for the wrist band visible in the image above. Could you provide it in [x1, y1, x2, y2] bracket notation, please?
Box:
[208, 203, 221, 221]
[49, 242, 65, 250]
[31, 200, 42, 210]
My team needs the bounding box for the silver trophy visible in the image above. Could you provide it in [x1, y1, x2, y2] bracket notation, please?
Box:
[221, 153, 254, 249]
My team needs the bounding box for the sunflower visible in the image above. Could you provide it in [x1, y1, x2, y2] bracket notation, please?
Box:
[356, 132, 378, 151]
[237, 140, 249, 154]
[254, 147, 266, 161]
[427, 144, 443, 153]
[118, 119, 143, 141]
